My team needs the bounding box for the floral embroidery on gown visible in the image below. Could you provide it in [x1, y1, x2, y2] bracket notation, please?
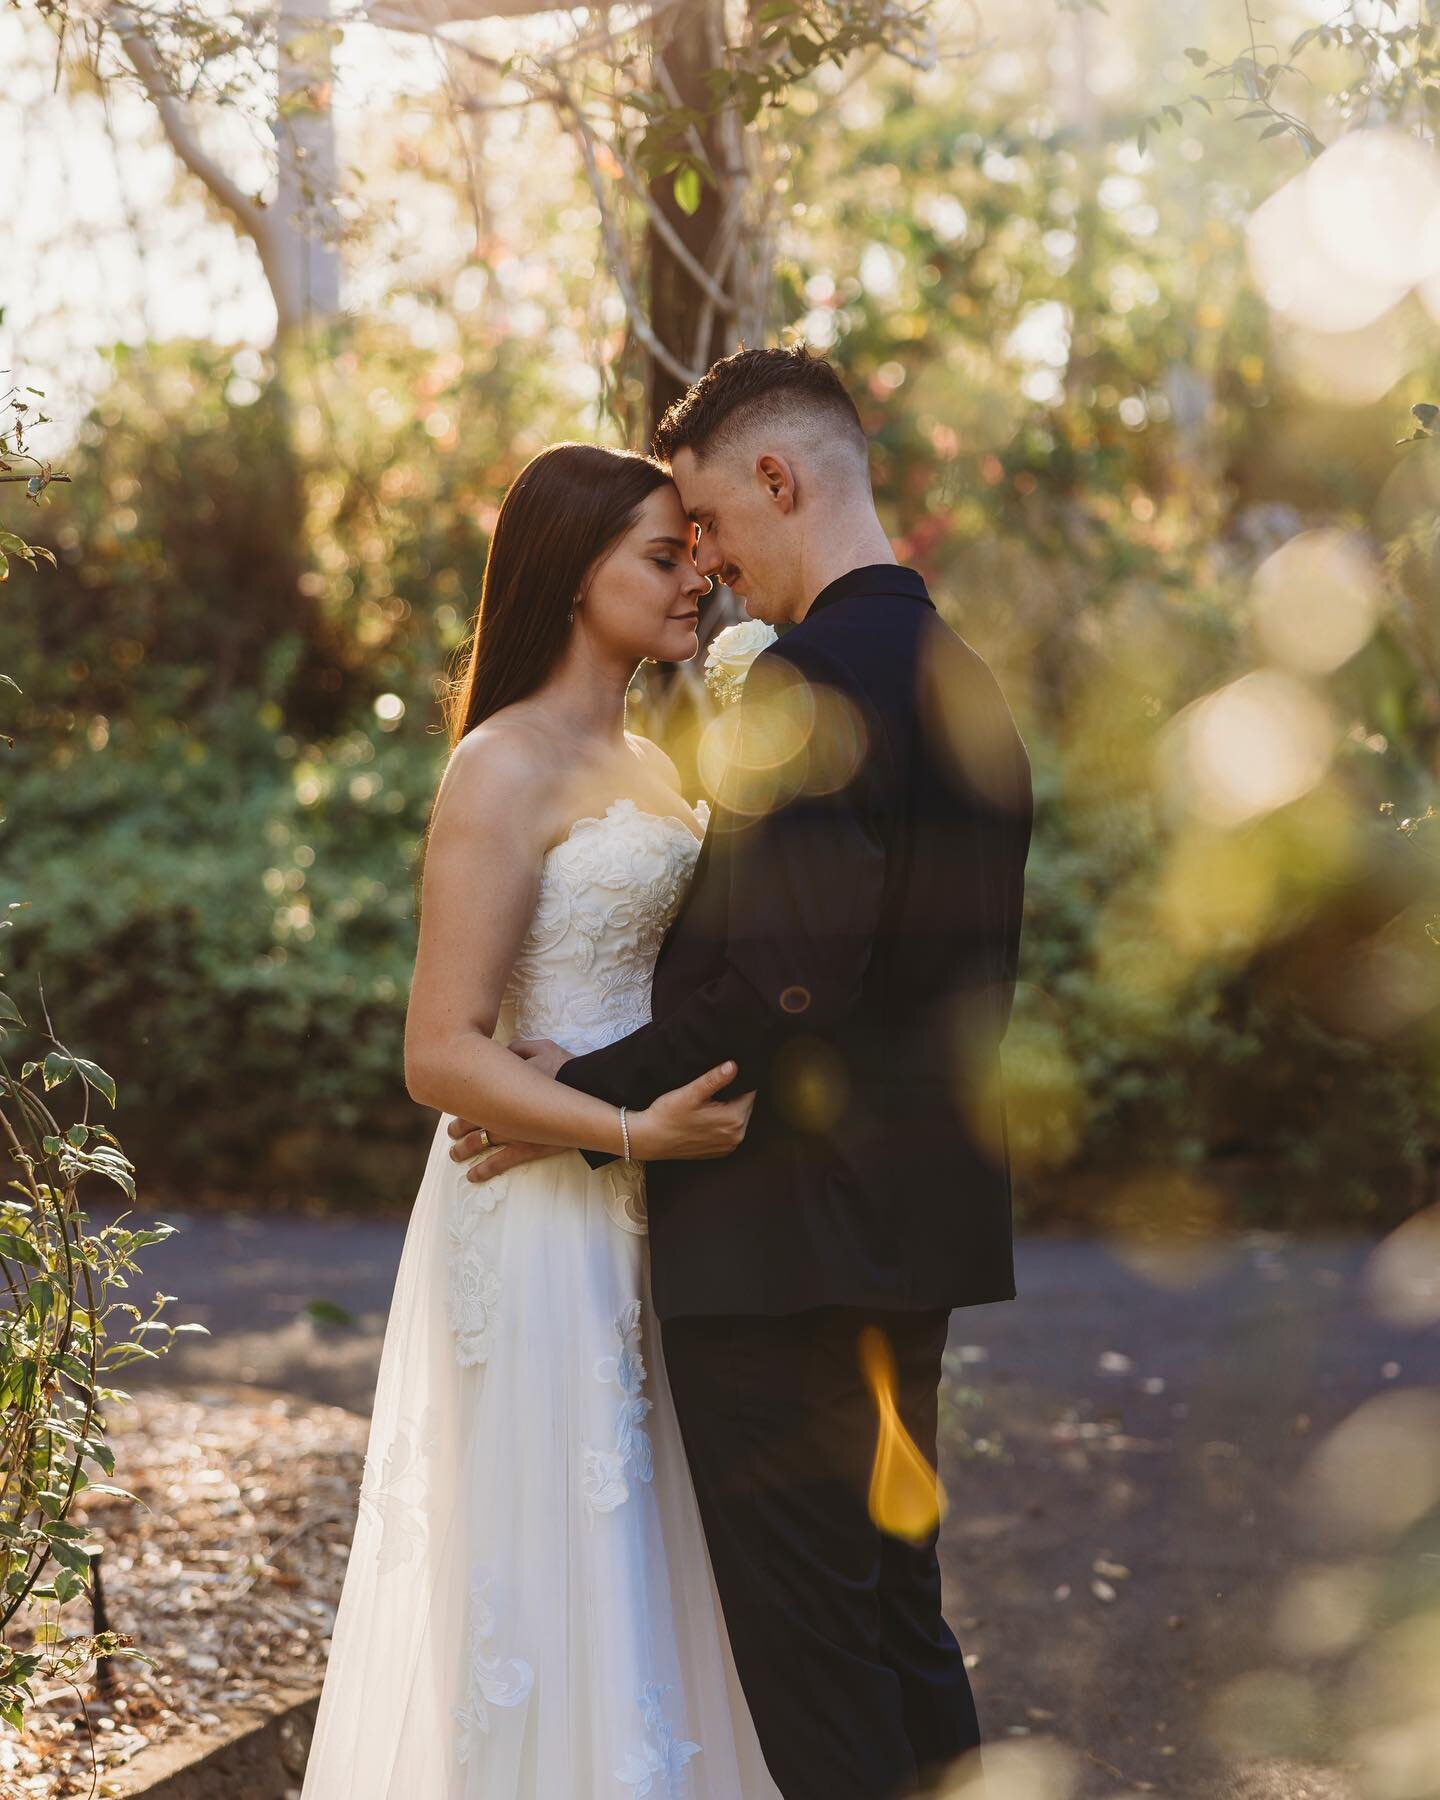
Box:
[300, 799, 779, 1800]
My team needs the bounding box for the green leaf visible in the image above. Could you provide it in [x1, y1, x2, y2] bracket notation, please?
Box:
[673, 166, 702, 216]
[304, 1297, 355, 1327]
[53, 1567, 85, 1606]
[78, 1482, 141, 1504]
[1184, 46, 1209, 65]
[0, 1232, 43, 1271]
[71, 1056, 117, 1108]
[41, 1051, 72, 1091]
[0, 992, 21, 1026]
[46, 1539, 93, 1577]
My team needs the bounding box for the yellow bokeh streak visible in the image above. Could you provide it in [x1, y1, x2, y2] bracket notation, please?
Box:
[859, 1326, 949, 1543]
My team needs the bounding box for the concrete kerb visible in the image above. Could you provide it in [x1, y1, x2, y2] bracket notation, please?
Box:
[107, 1684, 320, 1799]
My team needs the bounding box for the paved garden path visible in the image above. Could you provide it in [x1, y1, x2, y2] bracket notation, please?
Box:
[98, 1200, 1440, 1798]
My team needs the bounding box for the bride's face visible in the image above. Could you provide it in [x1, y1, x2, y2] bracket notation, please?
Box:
[580, 484, 711, 666]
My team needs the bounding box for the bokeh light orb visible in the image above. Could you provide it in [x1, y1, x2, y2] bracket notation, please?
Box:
[1251, 528, 1380, 676]
[1160, 671, 1334, 828]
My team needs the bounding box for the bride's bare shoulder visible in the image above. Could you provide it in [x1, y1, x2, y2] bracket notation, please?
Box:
[435, 716, 560, 834]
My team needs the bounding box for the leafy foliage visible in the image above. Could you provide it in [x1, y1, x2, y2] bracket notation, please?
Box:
[1, 384, 186, 1739]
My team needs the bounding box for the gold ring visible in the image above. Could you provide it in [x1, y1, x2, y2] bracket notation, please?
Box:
[478, 1126, 492, 1150]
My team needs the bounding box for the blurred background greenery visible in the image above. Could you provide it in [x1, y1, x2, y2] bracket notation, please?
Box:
[3, 0, 1438, 1223]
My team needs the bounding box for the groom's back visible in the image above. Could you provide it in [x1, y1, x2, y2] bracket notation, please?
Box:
[646, 571, 1034, 1321]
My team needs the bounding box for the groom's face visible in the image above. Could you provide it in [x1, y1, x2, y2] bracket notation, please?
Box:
[669, 446, 801, 626]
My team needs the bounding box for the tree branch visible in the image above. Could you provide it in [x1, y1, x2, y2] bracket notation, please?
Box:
[562, 87, 700, 388]
[602, 131, 737, 316]
[365, 0, 665, 32]
[110, 7, 267, 238]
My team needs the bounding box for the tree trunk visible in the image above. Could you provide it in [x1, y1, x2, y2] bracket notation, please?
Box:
[645, 0, 740, 434]
[271, 0, 342, 335]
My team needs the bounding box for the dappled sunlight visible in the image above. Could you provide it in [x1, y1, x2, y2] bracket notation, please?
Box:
[920, 624, 1050, 816]
[937, 1738, 1080, 1799]
[1097, 1168, 1231, 1289]
[1347, 1608, 1440, 1800]
[1248, 128, 1440, 338]
[1364, 1205, 1440, 1329]
[697, 700, 805, 819]
[1251, 529, 1381, 678]
[769, 1034, 851, 1134]
[1270, 1560, 1378, 1662]
[1089, 880, 1199, 1013]
[975, 1002, 1088, 1175]
[1158, 670, 1335, 829]
[696, 670, 869, 819]
[1206, 1668, 1324, 1766]
[1153, 824, 1281, 961]
[1326, 899, 1440, 1040]
[1298, 1389, 1440, 1547]
[1273, 306, 1431, 409]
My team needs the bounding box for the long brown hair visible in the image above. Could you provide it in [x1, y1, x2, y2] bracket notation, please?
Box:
[414, 443, 671, 914]
[442, 442, 671, 748]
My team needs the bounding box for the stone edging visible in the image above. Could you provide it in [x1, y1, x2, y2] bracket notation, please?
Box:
[108, 1684, 320, 1799]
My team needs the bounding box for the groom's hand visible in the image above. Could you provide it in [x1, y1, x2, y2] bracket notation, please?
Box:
[507, 1037, 572, 1079]
[447, 1116, 558, 1183]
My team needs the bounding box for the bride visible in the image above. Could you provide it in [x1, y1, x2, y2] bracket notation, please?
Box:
[300, 443, 781, 1798]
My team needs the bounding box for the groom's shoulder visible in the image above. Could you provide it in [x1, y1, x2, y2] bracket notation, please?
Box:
[777, 589, 937, 689]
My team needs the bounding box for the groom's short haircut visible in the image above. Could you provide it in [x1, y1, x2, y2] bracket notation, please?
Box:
[652, 343, 869, 471]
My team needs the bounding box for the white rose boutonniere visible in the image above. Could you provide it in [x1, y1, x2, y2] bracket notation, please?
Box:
[703, 618, 778, 705]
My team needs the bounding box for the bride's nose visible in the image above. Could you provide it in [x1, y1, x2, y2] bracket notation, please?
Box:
[683, 562, 713, 598]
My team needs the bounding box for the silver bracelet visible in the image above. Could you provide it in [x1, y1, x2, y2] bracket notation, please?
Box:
[618, 1105, 630, 1161]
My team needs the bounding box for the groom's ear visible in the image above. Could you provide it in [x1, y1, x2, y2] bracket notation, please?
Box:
[755, 452, 797, 515]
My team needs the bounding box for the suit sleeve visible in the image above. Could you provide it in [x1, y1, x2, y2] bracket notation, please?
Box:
[557, 639, 891, 1166]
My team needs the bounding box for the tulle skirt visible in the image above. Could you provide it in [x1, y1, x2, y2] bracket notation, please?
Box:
[300, 1115, 779, 1799]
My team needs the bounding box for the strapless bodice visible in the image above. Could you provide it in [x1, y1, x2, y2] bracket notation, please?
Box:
[498, 798, 707, 1056]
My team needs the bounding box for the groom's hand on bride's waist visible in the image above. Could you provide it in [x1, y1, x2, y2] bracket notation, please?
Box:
[447, 1116, 559, 1183]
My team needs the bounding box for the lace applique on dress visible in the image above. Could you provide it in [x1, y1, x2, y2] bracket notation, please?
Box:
[614, 1683, 702, 1797]
[356, 1403, 442, 1575]
[603, 1159, 648, 1236]
[501, 800, 707, 1059]
[447, 1185, 505, 1367]
[453, 1568, 534, 1764]
[583, 1298, 654, 1516]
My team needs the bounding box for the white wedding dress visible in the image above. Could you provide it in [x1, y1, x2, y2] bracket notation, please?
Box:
[301, 797, 780, 1800]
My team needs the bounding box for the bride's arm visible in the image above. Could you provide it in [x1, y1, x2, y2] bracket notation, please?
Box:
[405, 727, 744, 1159]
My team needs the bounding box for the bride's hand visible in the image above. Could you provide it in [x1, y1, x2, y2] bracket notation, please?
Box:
[629, 1062, 756, 1162]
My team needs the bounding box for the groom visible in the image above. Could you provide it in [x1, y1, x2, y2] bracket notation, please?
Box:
[459, 345, 1032, 1798]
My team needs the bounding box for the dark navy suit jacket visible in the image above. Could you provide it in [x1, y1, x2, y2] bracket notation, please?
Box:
[557, 563, 1033, 1320]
